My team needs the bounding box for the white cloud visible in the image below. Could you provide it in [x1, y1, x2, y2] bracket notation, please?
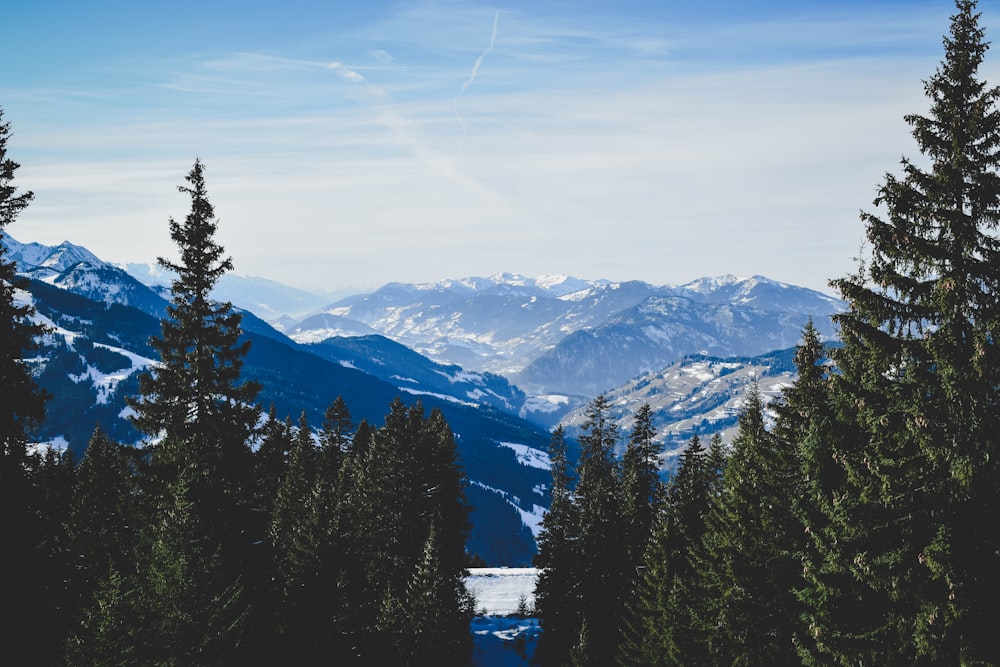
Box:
[5, 0, 978, 295]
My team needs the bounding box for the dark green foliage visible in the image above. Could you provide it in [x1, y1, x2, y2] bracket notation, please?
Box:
[0, 106, 53, 662]
[619, 403, 663, 568]
[533, 426, 579, 665]
[571, 395, 627, 665]
[124, 160, 264, 663]
[699, 382, 804, 665]
[130, 159, 261, 468]
[536, 396, 641, 666]
[321, 399, 474, 664]
[621, 434, 722, 666]
[819, 1, 1000, 663]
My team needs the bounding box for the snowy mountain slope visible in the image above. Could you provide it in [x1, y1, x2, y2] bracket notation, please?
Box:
[291, 273, 842, 402]
[513, 291, 836, 396]
[20, 269, 553, 565]
[293, 276, 665, 374]
[302, 334, 527, 413]
[5, 235, 170, 317]
[558, 347, 802, 462]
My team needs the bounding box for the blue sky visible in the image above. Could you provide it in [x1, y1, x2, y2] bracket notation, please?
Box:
[1, 0, 989, 295]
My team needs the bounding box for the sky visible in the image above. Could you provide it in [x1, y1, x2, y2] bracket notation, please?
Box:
[2, 0, 994, 296]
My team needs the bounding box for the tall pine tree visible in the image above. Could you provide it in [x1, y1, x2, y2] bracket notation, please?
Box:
[827, 1, 1000, 662]
[127, 159, 263, 663]
[533, 426, 579, 666]
[569, 394, 627, 666]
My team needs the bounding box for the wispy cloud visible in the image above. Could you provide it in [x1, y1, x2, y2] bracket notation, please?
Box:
[328, 61, 368, 83]
[4, 0, 977, 293]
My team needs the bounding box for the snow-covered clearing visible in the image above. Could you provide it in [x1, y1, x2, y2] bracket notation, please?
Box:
[498, 442, 551, 471]
[467, 568, 540, 666]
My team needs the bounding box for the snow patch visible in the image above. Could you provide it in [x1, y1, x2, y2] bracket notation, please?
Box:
[498, 442, 551, 471]
[399, 387, 477, 407]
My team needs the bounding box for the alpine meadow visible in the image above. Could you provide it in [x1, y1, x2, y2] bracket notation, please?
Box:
[4, 1, 1000, 665]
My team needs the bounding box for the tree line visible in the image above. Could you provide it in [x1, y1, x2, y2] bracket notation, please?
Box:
[532, 1, 1000, 664]
[0, 148, 474, 664]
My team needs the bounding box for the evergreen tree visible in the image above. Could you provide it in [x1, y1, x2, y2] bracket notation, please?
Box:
[619, 403, 662, 568]
[616, 403, 664, 665]
[0, 106, 51, 661]
[130, 158, 261, 477]
[570, 394, 627, 665]
[334, 400, 472, 664]
[400, 525, 476, 666]
[141, 461, 251, 665]
[269, 413, 319, 641]
[320, 395, 352, 468]
[778, 322, 891, 664]
[533, 426, 579, 666]
[700, 381, 803, 665]
[827, 1, 1000, 662]
[622, 434, 715, 666]
[254, 406, 292, 510]
[127, 159, 263, 663]
[65, 429, 140, 620]
[64, 428, 143, 666]
[418, 407, 472, 575]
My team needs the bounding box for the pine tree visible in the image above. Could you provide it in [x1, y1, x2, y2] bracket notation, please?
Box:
[65, 429, 140, 620]
[533, 426, 579, 666]
[254, 406, 292, 511]
[64, 429, 144, 665]
[699, 381, 803, 665]
[827, 1, 1000, 662]
[130, 158, 261, 477]
[570, 394, 627, 665]
[127, 159, 263, 662]
[616, 403, 664, 665]
[418, 408, 472, 574]
[333, 400, 472, 664]
[0, 107, 52, 660]
[619, 403, 662, 568]
[141, 461, 251, 665]
[400, 525, 476, 666]
[320, 395, 353, 467]
[777, 322, 891, 664]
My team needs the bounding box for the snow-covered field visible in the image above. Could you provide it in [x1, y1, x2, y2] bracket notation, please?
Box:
[467, 568, 537, 615]
[467, 568, 541, 666]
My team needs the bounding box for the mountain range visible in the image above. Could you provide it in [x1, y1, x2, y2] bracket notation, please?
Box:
[4, 234, 847, 565]
[5, 235, 553, 566]
[284, 271, 843, 421]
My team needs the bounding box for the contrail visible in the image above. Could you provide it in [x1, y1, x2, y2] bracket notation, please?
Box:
[463, 11, 498, 94]
[454, 11, 499, 147]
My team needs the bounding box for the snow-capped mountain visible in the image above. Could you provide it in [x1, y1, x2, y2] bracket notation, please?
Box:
[5, 236, 169, 316]
[291, 272, 843, 399]
[513, 287, 837, 396]
[290, 275, 668, 374]
[301, 334, 526, 414]
[9, 237, 557, 565]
